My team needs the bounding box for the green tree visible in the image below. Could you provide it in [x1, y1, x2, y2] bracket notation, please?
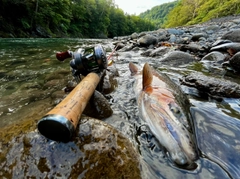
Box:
[164, 0, 240, 27]
[139, 1, 178, 28]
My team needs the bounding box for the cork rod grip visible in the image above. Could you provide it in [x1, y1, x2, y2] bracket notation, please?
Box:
[47, 73, 100, 129]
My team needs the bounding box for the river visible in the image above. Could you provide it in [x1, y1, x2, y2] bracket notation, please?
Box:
[0, 38, 240, 178]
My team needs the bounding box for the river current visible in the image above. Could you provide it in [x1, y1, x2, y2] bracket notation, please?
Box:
[0, 38, 240, 178]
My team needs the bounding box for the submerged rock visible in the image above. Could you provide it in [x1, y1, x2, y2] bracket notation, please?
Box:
[0, 117, 141, 178]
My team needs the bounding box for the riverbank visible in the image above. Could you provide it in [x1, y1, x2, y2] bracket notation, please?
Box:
[1, 15, 240, 178]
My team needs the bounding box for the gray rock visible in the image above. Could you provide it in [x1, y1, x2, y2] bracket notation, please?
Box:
[138, 32, 147, 38]
[181, 72, 240, 98]
[131, 32, 138, 40]
[138, 34, 157, 47]
[115, 42, 125, 51]
[221, 29, 240, 42]
[210, 42, 240, 54]
[211, 40, 233, 47]
[149, 47, 171, 57]
[229, 52, 240, 72]
[205, 25, 221, 33]
[0, 117, 141, 178]
[140, 49, 153, 57]
[160, 51, 197, 66]
[191, 33, 208, 41]
[201, 51, 227, 63]
[180, 43, 206, 53]
[84, 90, 113, 119]
[169, 34, 177, 43]
[167, 28, 184, 35]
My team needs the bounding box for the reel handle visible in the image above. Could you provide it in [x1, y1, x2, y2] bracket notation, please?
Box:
[56, 51, 72, 61]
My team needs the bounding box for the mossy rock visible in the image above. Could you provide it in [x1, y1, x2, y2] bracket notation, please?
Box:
[0, 117, 141, 178]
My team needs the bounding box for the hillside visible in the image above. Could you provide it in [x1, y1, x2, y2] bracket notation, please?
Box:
[139, 1, 178, 28]
[164, 0, 240, 27]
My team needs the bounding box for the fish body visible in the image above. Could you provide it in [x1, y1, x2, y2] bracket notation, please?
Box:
[129, 62, 197, 165]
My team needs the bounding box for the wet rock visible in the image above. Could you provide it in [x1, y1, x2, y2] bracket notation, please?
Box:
[101, 68, 118, 94]
[221, 29, 240, 42]
[138, 32, 147, 38]
[160, 51, 197, 66]
[169, 34, 177, 43]
[115, 42, 125, 51]
[138, 34, 157, 47]
[84, 90, 113, 119]
[200, 51, 228, 74]
[191, 33, 208, 41]
[181, 72, 240, 98]
[0, 117, 141, 178]
[201, 51, 228, 63]
[131, 32, 138, 40]
[210, 42, 240, 54]
[132, 46, 140, 51]
[149, 47, 171, 57]
[118, 44, 134, 52]
[211, 40, 233, 47]
[205, 25, 220, 33]
[228, 52, 240, 72]
[157, 29, 169, 42]
[179, 42, 207, 54]
[140, 49, 153, 57]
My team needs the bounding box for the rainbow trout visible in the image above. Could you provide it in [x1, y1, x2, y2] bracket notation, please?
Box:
[129, 62, 197, 165]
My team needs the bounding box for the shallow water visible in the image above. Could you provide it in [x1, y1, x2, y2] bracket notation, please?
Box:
[0, 38, 240, 178]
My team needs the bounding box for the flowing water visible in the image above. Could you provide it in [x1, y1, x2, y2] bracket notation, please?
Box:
[0, 38, 240, 178]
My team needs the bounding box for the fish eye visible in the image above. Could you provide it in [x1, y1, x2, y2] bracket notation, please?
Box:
[171, 106, 181, 114]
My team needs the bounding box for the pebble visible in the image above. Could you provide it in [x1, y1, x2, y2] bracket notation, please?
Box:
[113, 15, 240, 97]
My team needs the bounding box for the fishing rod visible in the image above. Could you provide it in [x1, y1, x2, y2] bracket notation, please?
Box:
[37, 44, 114, 142]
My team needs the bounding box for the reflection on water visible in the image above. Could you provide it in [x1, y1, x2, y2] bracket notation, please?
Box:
[0, 38, 240, 178]
[191, 99, 240, 179]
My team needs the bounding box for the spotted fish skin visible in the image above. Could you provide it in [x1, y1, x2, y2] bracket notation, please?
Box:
[129, 62, 197, 165]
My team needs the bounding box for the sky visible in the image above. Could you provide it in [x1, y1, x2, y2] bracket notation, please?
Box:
[114, 0, 175, 15]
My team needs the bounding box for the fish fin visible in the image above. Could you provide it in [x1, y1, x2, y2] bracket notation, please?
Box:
[129, 62, 139, 75]
[143, 63, 153, 90]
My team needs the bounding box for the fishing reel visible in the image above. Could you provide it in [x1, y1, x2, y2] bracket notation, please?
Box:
[56, 45, 107, 77]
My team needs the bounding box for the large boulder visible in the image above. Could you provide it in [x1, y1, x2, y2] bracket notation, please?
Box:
[0, 117, 141, 178]
[138, 34, 157, 47]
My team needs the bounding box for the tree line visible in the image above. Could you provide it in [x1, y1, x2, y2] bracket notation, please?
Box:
[0, 0, 156, 38]
[164, 0, 240, 27]
[139, 1, 178, 28]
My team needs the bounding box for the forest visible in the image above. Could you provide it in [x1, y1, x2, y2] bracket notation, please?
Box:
[139, 1, 178, 28]
[0, 0, 156, 38]
[1, 0, 240, 38]
[164, 0, 240, 27]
